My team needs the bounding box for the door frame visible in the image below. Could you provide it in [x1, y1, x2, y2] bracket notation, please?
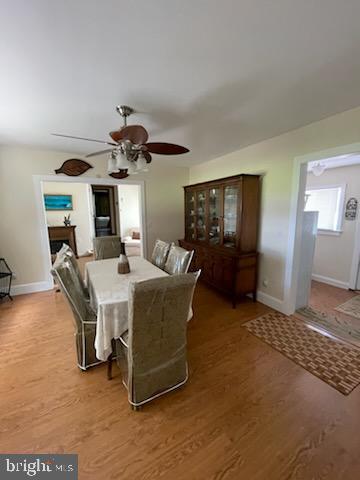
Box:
[91, 184, 119, 236]
[349, 201, 360, 290]
[284, 142, 360, 314]
[33, 175, 147, 290]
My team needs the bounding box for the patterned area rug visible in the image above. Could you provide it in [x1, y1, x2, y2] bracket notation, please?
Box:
[243, 312, 360, 395]
[335, 295, 360, 319]
[296, 305, 360, 347]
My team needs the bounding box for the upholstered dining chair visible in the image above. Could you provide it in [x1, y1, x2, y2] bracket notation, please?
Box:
[56, 243, 88, 298]
[164, 245, 194, 275]
[115, 271, 200, 410]
[51, 256, 101, 370]
[93, 235, 122, 260]
[150, 239, 171, 269]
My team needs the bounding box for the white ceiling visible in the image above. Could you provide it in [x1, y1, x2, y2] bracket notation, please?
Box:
[2, 0, 360, 166]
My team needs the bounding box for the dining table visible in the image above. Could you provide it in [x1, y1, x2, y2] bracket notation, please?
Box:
[85, 256, 169, 361]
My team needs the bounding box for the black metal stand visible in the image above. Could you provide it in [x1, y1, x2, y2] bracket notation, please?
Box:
[0, 258, 13, 301]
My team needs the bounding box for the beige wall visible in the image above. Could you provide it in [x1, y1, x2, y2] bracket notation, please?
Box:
[0, 146, 188, 288]
[2, 105, 360, 301]
[306, 164, 360, 286]
[43, 182, 92, 256]
[118, 184, 141, 238]
[189, 106, 360, 303]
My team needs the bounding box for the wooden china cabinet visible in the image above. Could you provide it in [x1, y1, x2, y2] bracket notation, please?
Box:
[179, 174, 260, 307]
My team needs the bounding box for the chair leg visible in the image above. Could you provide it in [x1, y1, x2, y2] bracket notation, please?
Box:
[107, 355, 113, 380]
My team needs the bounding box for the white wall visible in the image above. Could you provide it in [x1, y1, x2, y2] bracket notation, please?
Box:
[306, 164, 360, 287]
[43, 181, 92, 256]
[0, 146, 188, 289]
[118, 184, 140, 238]
[189, 105, 360, 309]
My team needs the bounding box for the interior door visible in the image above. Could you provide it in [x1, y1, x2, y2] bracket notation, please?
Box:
[92, 186, 119, 237]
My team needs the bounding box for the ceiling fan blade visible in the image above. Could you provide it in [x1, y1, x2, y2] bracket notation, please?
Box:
[52, 133, 117, 146]
[145, 142, 189, 155]
[120, 125, 149, 144]
[109, 129, 124, 143]
[86, 148, 113, 158]
[143, 151, 152, 163]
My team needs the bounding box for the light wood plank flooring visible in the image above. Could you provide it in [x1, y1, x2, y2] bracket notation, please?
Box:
[1, 284, 360, 479]
[310, 280, 358, 314]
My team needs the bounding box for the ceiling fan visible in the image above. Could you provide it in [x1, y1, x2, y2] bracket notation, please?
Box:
[52, 105, 189, 175]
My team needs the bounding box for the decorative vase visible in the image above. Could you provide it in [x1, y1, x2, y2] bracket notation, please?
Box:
[118, 242, 130, 274]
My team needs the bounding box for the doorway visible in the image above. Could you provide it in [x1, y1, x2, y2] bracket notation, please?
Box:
[92, 185, 119, 237]
[34, 175, 147, 290]
[288, 146, 360, 343]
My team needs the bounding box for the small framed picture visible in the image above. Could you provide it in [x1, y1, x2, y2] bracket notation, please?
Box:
[44, 194, 73, 211]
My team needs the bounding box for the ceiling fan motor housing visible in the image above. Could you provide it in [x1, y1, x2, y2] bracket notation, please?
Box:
[116, 105, 134, 119]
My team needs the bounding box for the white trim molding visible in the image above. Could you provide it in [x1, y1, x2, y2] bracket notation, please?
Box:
[256, 291, 290, 315]
[11, 281, 53, 296]
[312, 274, 349, 290]
[349, 196, 360, 290]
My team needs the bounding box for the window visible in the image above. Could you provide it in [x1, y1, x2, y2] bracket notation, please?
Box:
[304, 185, 345, 232]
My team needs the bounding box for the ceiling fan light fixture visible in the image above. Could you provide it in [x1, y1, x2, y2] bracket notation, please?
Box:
[136, 153, 148, 172]
[126, 161, 138, 174]
[312, 162, 326, 176]
[116, 151, 129, 169]
[52, 105, 189, 176]
[107, 155, 118, 173]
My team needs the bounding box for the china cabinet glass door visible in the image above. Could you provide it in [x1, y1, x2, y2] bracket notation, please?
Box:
[223, 185, 238, 248]
[196, 190, 207, 241]
[208, 187, 221, 245]
[185, 190, 196, 241]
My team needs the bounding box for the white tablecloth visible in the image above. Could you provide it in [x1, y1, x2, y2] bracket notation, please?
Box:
[85, 256, 168, 361]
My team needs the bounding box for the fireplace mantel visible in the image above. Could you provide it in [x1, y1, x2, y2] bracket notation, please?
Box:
[48, 226, 78, 257]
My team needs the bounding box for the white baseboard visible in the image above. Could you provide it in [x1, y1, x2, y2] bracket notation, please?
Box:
[256, 290, 289, 315]
[11, 281, 53, 296]
[312, 274, 349, 290]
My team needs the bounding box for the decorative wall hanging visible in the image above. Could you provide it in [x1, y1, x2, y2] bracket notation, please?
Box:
[109, 170, 129, 180]
[55, 159, 93, 176]
[345, 197, 358, 221]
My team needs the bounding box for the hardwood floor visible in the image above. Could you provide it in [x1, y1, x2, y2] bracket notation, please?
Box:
[310, 280, 357, 314]
[1, 284, 360, 479]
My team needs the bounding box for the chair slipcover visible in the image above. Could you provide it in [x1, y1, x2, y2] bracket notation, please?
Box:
[164, 245, 194, 275]
[93, 236, 122, 260]
[51, 256, 101, 370]
[150, 239, 171, 269]
[116, 271, 200, 407]
[55, 243, 88, 298]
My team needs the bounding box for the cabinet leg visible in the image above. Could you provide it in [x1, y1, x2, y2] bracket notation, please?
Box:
[252, 291, 257, 302]
[107, 355, 113, 380]
[232, 297, 237, 309]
